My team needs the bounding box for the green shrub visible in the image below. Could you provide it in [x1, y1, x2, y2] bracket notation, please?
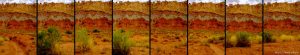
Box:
[262, 32, 275, 43]
[113, 29, 133, 55]
[236, 32, 251, 47]
[38, 27, 61, 55]
[76, 28, 93, 52]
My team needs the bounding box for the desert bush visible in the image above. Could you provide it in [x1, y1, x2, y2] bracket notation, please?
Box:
[65, 30, 72, 34]
[261, 32, 275, 43]
[0, 36, 9, 45]
[235, 32, 251, 47]
[208, 35, 224, 44]
[113, 29, 133, 55]
[249, 35, 262, 44]
[75, 28, 93, 52]
[226, 32, 251, 48]
[92, 29, 100, 33]
[37, 27, 61, 55]
[279, 35, 296, 42]
[226, 35, 237, 48]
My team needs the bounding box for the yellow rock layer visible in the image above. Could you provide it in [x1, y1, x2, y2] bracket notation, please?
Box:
[76, 1, 112, 14]
[264, 2, 300, 16]
[113, 2, 149, 15]
[0, 4, 36, 16]
[189, 2, 225, 16]
[38, 3, 74, 15]
[152, 1, 187, 14]
[227, 4, 262, 17]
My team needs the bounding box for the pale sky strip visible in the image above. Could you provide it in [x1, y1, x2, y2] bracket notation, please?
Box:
[0, 0, 35, 4]
[227, 0, 261, 5]
[38, 0, 74, 4]
[151, 0, 187, 2]
[113, 0, 148, 2]
[188, 0, 224, 3]
[76, 0, 110, 2]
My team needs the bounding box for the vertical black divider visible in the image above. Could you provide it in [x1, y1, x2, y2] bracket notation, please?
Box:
[111, 0, 114, 55]
[36, 0, 39, 55]
[73, 0, 76, 55]
[149, 0, 152, 55]
[186, 0, 189, 55]
[262, 0, 264, 55]
[224, 0, 227, 55]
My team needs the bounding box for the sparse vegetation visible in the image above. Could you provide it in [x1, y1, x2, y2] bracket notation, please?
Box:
[207, 35, 224, 44]
[279, 35, 296, 42]
[236, 32, 251, 47]
[226, 35, 237, 48]
[65, 30, 72, 34]
[0, 36, 9, 45]
[262, 32, 275, 43]
[92, 29, 100, 33]
[37, 27, 62, 55]
[226, 32, 251, 48]
[76, 28, 93, 52]
[113, 29, 133, 55]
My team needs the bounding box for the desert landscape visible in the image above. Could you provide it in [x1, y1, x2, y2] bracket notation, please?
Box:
[113, 1, 149, 55]
[75, 1, 112, 55]
[37, 1, 74, 55]
[151, 1, 187, 55]
[0, 3, 36, 55]
[226, 1, 263, 55]
[0, 0, 299, 55]
[188, 1, 225, 55]
[264, 1, 300, 55]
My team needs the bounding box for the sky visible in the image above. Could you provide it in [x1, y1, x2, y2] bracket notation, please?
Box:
[227, 0, 261, 5]
[0, 0, 299, 4]
[0, 0, 35, 4]
[189, 0, 224, 3]
[151, 0, 186, 2]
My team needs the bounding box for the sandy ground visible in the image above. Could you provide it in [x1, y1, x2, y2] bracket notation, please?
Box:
[75, 31, 112, 55]
[264, 41, 300, 55]
[151, 30, 187, 55]
[0, 33, 36, 55]
[188, 30, 224, 55]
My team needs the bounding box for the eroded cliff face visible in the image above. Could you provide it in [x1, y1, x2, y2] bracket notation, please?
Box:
[116, 18, 148, 30]
[38, 12, 74, 30]
[226, 4, 262, 33]
[113, 11, 149, 30]
[0, 12, 36, 31]
[151, 11, 187, 30]
[264, 2, 300, 31]
[76, 11, 112, 30]
[112, 2, 149, 31]
[0, 3, 37, 55]
[264, 12, 300, 31]
[153, 17, 186, 30]
[189, 12, 224, 31]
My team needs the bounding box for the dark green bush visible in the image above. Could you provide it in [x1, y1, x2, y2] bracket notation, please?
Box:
[236, 32, 251, 47]
[38, 27, 61, 55]
[76, 28, 93, 52]
[113, 29, 133, 55]
[262, 32, 275, 43]
[65, 30, 72, 34]
[92, 29, 100, 33]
